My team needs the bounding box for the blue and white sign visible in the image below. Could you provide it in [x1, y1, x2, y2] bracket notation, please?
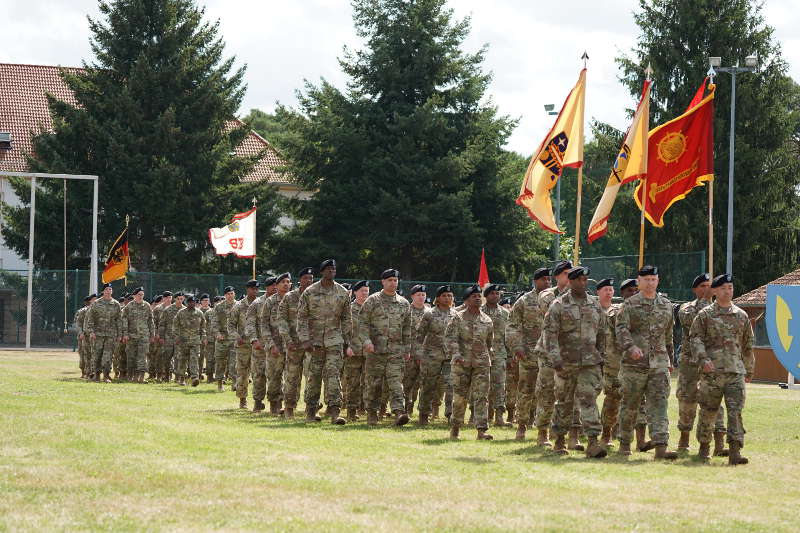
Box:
[766, 284, 800, 381]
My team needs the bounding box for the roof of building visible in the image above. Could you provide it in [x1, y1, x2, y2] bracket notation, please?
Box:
[0, 63, 292, 184]
[733, 268, 800, 307]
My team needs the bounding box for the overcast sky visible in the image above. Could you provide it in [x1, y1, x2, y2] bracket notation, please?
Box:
[3, 0, 798, 154]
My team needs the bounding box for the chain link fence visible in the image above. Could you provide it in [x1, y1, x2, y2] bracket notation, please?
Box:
[0, 251, 704, 348]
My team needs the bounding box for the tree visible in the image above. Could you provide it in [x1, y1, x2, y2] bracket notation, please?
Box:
[242, 109, 292, 152]
[271, 0, 550, 282]
[1, 0, 279, 272]
[612, 0, 800, 291]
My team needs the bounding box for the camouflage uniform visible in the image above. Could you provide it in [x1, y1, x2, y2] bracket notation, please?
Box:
[533, 286, 569, 430]
[228, 295, 257, 399]
[261, 292, 287, 405]
[74, 305, 90, 376]
[446, 308, 494, 430]
[677, 298, 725, 433]
[209, 300, 235, 381]
[84, 298, 121, 376]
[200, 306, 215, 378]
[542, 292, 606, 438]
[358, 291, 412, 413]
[277, 287, 310, 410]
[344, 299, 367, 412]
[297, 281, 352, 411]
[507, 289, 544, 427]
[158, 302, 184, 379]
[112, 309, 127, 378]
[402, 304, 429, 412]
[615, 292, 675, 446]
[689, 302, 754, 446]
[600, 303, 623, 430]
[245, 294, 269, 404]
[482, 303, 510, 414]
[416, 306, 458, 418]
[121, 300, 155, 375]
[148, 305, 163, 378]
[174, 307, 207, 381]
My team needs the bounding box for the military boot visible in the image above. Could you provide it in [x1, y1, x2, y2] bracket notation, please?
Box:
[636, 425, 654, 452]
[698, 442, 711, 462]
[330, 407, 346, 425]
[379, 405, 387, 421]
[269, 401, 280, 415]
[284, 407, 294, 419]
[515, 423, 526, 441]
[678, 431, 691, 451]
[418, 412, 429, 426]
[506, 406, 515, 425]
[713, 431, 730, 457]
[537, 428, 552, 447]
[654, 445, 678, 460]
[477, 429, 493, 440]
[217, 379, 223, 392]
[239, 397, 247, 409]
[728, 441, 749, 465]
[618, 441, 632, 456]
[585, 436, 608, 458]
[495, 408, 511, 427]
[367, 410, 378, 427]
[449, 423, 460, 440]
[601, 426, 613, 448]
[103, 371, 112, 383]
[306, 406, 320, 422]
[253, 400, 265, 413]
[567, 428, 585, 451]
[346, 408, 358, 422]
[191, 377, 199, 387]
[553, 434, 568, 455]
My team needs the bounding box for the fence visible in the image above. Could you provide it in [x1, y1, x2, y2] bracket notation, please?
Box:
[0, 251, 704, 348]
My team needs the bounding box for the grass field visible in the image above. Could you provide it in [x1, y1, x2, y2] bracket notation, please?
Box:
[1, 350, 799, 532]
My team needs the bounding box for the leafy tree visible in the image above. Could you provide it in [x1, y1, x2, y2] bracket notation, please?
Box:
[242, 109, 292, 152]
[1, 0, 279, 273]
[271, 0, 550, 282]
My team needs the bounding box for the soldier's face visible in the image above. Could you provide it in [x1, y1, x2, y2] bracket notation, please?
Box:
[569, 275, 588, 296]
[555, 272, 569, 288]
[382, 276, 399, 293]
[225, 291, 236, 302]
[714, 283, 734, 302]
[597, 286, 614, 302]
[321, 266, 336, 280]
[535, 276, 550, 292]
[187, 300, 196, 309]
[299, 274, 314, 288]
[277, 278, 291, 294]
[246, 287, 258, 297]
[486, 290, 501, 305]
[411, 292, 426, 305]
[163, 296, 172, 306]
[355, 286, 369, 301]
[133, 292, 144, 303]
[437, 292, 453, 307]
[200, 298, 210, 308]
[637, 275, 659, 294]
[176, 296, 185, 305]
[266, 285, 277, 296]
[620, 286, 637, 299]
[102, 287, 113, 299]
[694, 281, 711, 299]
[465, 293, 481, 309]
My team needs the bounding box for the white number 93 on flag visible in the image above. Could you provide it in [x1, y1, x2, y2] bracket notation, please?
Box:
[208, 207, 256, 258]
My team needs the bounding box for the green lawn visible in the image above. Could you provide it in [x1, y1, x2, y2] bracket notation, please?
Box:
[1, 350, 799, 532]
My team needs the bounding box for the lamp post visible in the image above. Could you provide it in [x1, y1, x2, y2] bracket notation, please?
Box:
[544, 103, 559, 260]
[708, 55, 758, 276]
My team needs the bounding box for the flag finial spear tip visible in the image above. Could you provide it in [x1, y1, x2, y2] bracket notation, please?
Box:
[581, 51, 589, 67]
[645, 63, 653, 80]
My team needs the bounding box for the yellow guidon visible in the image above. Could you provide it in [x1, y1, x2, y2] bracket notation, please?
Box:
[776, 295, 793, 352]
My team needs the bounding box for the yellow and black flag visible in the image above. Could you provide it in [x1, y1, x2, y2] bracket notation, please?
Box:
[102, 220, 129, 284]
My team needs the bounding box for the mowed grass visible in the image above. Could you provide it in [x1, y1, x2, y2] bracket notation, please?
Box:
[1, 351, 799, 532]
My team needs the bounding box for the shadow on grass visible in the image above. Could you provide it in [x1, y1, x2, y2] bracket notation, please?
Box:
[453, 456, 496, 464]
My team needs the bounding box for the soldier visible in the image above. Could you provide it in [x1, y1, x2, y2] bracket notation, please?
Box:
[416, 285, 458, 425]
[689, 274, 754, 465]
[481, 284, 511, 428]
[246, 277, 276, 413]
[84, 283, 121, 383]
[74, 293, 96, 379]
[676, 274, 728, 455]
[297, 259, 352, 424]
[147, 295, 163, 381]
[277, 267, 315, 419]
[121, 287, 155, 383]
[229, 280, 259, 409]
[500, 298, 512, 311]
[597, 278, 622, 448]
[403, 284, 429, 415]
[174, 294, 208, 386]
[261, 273, 292, 415]
[615, 265, 679, 459]
[112, 293, 130, 380]
[158, 291, 185, 382]
[359, 269, 412, 427]
[344, 280, 370, 421]
[543, 267, 607, 457]
[198, 293, 214, 382]
[446, 285, 495, 441]
[210, 286, 237, 392]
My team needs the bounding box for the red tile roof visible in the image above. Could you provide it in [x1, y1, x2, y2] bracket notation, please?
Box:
[733, 268, 800, 306]
[0, 63, 292, 184]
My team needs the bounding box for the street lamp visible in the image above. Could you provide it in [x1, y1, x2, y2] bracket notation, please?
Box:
[544, 104, 559, 260]
[708, 54, 758, 277]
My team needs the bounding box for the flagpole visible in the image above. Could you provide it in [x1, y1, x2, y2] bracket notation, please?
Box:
[252, 197, 257, 280]
[573, 51, 589, 266]
[707, 68, 716, 278]
[638, 65, 653, 270]
[124, 214, 129, 286]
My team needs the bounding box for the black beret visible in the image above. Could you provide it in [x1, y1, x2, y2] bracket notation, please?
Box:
[275, 272, 291, 283]
[500, 297, 511, 305]
[381, 268, 400, 279]
[174, 291, 185, 297]
[153, 295, 163, 303]
[89, 293, 97, 299]
[483, 284, 501, 297]
[567, 266, 590, 280]
[117, 297, 125, 303]
[463, 284, 481, 299]
[596, 278, 614, 290]
[692, 273, 711, 288]
[223, 286, 235, 294]
[131, 287, 144, 295]
[162, 290, 173, 297]
[620, 279, 638, 291]
[711, 273, 732, 288]
[213, 295, 224, 303]
[638, 265, 658, 276]
[185, 294, 197, 303]
[436, 285, 453, 297]
[298, 267, 314, 277]
[245, 279, 259, 288]
[101, 282, 112, 290]
[199, 293, 210, 300]
[409, 284, 426, 295]
[351, 280, 368, 292]
[341, 283, 351, 290]
[264, 277, 277, 287]
[552, 261, 573, 276]
[533, 268, 550, 280]
[83, 295, 94, 302]
[319, 259, 336, 271]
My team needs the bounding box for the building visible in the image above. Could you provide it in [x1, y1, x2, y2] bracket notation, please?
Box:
[733, 268, 800, 382]
[0, 62, 307, 270]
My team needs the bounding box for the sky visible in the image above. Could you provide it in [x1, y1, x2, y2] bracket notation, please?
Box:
[3, 0, 798, 154]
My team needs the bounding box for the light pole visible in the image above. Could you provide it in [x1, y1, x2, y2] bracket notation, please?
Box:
[544, 103, 559, 260]
[708, 55, 758, 276]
